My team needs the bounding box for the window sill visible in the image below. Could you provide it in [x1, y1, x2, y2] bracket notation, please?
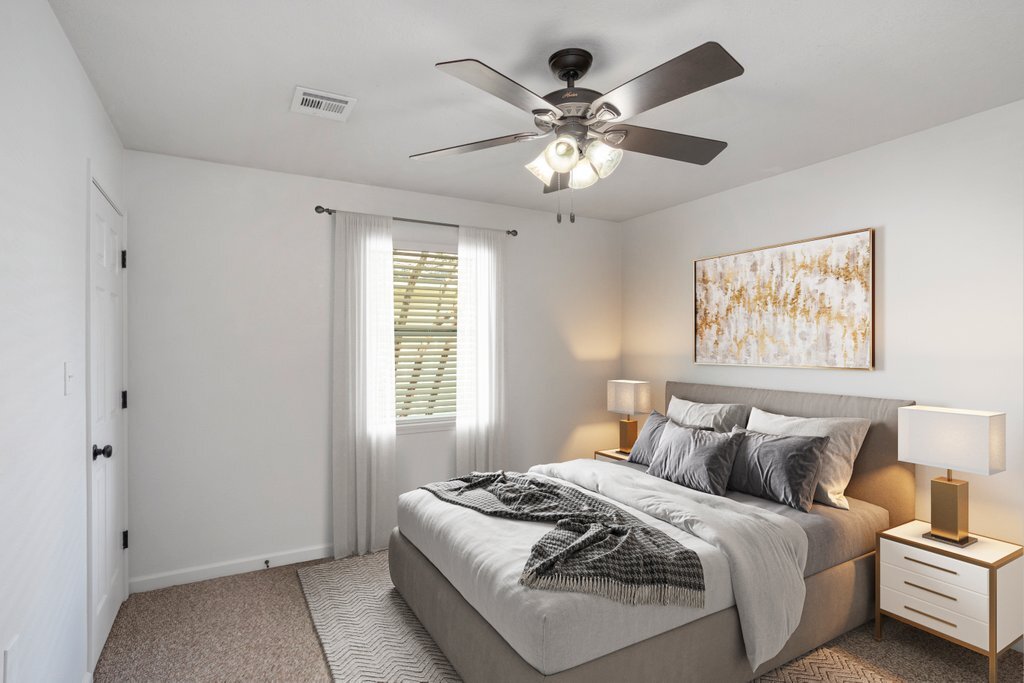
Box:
[397, 417, 456, 435]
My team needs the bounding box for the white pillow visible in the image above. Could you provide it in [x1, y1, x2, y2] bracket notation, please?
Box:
[666, 396, 751, 433]
[746, 407, 870, 510]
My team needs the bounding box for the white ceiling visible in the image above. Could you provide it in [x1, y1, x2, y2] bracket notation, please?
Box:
[49, 0, 1024, 221]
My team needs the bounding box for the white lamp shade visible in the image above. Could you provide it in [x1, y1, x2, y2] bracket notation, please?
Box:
[525, 152, 555, 186]
[544, 135, 579, 174]
[585, 140, 623, 178]
[607, 380, 652, 416]
[568, 158, 599, 189]
[898, 405, 1006, 475]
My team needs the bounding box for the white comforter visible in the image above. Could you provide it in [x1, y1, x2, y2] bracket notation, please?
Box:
[398, 459, 807, 673]
[530, 460, 808, 669]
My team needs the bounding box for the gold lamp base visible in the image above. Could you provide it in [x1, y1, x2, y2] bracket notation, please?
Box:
[927, 473, 977, 547]
[617, 418, 638, 453]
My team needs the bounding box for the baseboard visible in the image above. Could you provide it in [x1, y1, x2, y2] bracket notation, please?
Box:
[83, 671, 93, 683]
[129, 543, 333, 593]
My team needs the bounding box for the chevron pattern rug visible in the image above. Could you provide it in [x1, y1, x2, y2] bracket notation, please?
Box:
[301, 551, 1023, 683]
[298, 551, 459, 682]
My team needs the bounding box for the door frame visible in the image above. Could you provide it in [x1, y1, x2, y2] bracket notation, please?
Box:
[84, 161, 128, 671]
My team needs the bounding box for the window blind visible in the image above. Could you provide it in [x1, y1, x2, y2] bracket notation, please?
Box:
[393, 249, 458, 419]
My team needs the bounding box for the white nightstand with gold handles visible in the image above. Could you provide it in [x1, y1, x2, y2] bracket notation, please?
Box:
[875, 520, 1023, 682]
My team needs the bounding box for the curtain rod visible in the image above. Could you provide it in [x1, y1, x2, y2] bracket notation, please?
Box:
[314, 205, 518, 236]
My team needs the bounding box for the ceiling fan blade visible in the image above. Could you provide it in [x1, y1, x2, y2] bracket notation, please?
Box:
[591, 42, 743, 122]
[437, 59, 561, 117]
[542, 173, 570, 194]
[411, 132, 544, 160]
[604, 124, 727, 165]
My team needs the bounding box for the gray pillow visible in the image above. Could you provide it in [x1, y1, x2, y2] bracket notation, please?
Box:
[627, 411, 670, 466]
[667, 396, 751, 432]
[746, 407, 871, 510]
[728, 428, 828, 512]
[648, 426, 741, 496]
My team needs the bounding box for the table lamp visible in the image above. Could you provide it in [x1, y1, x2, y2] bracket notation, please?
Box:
[897, 405, 1006, 547]
[607, 380, 652, 453]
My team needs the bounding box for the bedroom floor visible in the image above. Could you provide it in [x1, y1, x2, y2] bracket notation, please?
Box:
[96, 557, 1023, 682]
[94, 560, 332, 681]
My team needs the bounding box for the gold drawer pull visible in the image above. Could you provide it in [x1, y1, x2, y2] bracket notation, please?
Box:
[905, 556, 957, 575]
[904, 580, 957, 601]
[905, 605, 957, 628]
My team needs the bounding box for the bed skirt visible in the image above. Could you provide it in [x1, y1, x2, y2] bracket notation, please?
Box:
[389, 527, 875, 682]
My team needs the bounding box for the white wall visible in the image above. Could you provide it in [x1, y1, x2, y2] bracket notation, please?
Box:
[621, 100, 1024, 544]
[124, 151, 622, 589]
[0, 0, 124, 680]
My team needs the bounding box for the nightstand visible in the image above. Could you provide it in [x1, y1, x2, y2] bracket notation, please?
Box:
[594, 449, 630, 463]
[875, 520, 1023, 682]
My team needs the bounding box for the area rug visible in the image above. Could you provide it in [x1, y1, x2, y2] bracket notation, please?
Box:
[300, 551, 1023, 682]
[298, 551, 459, 682]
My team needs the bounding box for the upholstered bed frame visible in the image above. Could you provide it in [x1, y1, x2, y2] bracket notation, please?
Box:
[390, 383, 916, 682]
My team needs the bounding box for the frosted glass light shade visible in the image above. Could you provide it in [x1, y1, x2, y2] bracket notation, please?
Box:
[544, 135, 579, 174]
[898, 406, 1006, 475]
[568, 159, 599, 189]
[525, 152, 555, 186]
[607, 380, 652, 416]
[586, 140, 623, 178]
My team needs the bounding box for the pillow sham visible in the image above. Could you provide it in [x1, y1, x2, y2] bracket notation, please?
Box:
[647, 425, 741, 496]
[627, 410, 670, 466]
[727, 428, 828, 512]
[628, 413, 712, 466]
[746, 407, 871, 510]
[667, 396, 751, 433]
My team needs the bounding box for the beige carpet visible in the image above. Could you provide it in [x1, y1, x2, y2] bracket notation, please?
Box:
[94, 559, 332, 682]
[97, 553, 1022, 682]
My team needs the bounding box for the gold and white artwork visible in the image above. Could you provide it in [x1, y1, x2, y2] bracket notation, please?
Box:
[695, 229, 873, 369]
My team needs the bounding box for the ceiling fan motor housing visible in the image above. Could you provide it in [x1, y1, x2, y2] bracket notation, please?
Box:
[545, 48, 599, 122]
[543, 87, 601, 118]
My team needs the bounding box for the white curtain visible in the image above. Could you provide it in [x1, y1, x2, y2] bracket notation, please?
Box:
[456, 226, 506, 474]
[332, 212, 396, 558]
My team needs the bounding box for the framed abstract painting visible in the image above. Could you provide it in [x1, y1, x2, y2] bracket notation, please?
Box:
[694, 228, 874, 369]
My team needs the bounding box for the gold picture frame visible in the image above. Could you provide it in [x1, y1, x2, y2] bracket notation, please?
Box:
[694, 228, 874, 370]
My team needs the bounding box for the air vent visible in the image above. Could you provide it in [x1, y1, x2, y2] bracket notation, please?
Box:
[290, 86, 356, 122]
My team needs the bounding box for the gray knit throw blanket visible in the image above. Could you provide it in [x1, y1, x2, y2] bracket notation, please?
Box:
[421, 471, 704, 607]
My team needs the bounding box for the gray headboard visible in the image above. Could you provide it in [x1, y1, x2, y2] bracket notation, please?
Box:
[666, 382, 916, 525]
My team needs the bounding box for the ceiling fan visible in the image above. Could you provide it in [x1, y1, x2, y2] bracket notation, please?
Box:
[411, 42, 744, 196]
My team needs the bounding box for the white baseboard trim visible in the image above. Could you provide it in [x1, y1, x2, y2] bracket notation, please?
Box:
[83, 671, 94, 683]
[129, 544, 333, 593]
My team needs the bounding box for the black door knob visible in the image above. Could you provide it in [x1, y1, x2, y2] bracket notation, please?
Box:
[92, 444, 113, 460]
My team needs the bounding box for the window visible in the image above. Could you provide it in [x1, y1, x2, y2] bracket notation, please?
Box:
[393, 249, 457, 419]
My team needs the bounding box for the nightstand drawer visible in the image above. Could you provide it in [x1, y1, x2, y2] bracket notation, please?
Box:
[880, 562, 989, 622]
[881, 586, 988, 650]
[880, 538, 988, 594]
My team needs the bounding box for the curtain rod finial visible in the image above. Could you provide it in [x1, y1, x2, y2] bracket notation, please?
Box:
[315, 205, 335, 215]
[506, 229, 518, 237]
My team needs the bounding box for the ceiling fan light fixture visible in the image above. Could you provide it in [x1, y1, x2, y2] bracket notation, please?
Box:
[544, 135, 580, 174]
[568, 158, 599, 190]
[585, 140, 624, 179]
[525, 152, 556, 186]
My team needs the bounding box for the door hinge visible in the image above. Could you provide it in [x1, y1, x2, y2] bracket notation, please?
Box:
[121, 390, 128, 409]
[121, 249, 127, 269]
[122, 530, 128, 550]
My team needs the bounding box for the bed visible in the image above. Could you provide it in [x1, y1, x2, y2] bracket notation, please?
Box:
[389, 383, 916, 681]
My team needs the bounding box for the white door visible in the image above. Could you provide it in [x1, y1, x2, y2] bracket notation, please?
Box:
[87, 179, 126, 669]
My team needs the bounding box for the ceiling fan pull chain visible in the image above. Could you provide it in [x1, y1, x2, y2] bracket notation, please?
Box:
[556, 174, 563, 223]
[569, 187, 576, 223]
